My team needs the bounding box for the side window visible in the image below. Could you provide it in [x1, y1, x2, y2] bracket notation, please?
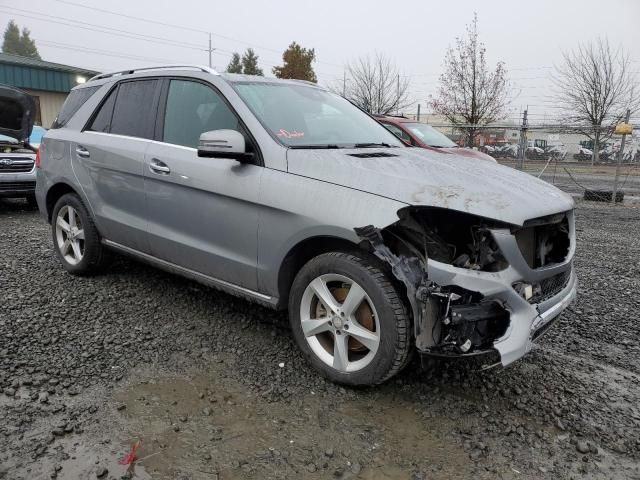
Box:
[51, 86, 99, 129]
[109, 80, 159, 139]
[383, 123, 411, 143]
[87, 87, 117, 133]
[163, 79, 239, 149]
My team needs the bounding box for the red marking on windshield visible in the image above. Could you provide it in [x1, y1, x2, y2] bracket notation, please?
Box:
[277, 129, 305, 138]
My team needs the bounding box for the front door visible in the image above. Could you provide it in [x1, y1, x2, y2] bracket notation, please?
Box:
[144, 78, 262, 290]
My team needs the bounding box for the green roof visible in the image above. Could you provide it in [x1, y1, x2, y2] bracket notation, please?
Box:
[0, 53, 99, 93]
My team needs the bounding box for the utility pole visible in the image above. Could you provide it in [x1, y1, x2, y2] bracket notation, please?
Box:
[342, 71, 346, 97]
[396, 74, 400, 115]
[208, 32, 213, 68]
[516, 109, 528, 170]
[417, 104, 421, 122]
[611, 109, 631, 204]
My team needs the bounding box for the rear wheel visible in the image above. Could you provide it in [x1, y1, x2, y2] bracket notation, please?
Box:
[289, 251, 412, 386]
[51, 193, 107, 275]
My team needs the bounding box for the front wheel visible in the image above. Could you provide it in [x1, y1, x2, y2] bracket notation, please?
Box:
[289, 251, 412, 386]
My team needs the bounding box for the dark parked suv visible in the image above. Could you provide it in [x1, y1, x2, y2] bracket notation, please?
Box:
[36, 65, 576, 385]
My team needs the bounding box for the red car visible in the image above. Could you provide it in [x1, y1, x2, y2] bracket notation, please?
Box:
[375, 115, 496, 162]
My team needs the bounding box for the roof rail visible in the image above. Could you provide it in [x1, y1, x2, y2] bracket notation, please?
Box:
[89, 65, 219, 82]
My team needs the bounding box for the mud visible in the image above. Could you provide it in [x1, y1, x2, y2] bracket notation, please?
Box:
[2, 199, 640, 479]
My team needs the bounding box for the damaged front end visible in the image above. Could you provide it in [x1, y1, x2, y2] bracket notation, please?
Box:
[356, 206, 576, 366]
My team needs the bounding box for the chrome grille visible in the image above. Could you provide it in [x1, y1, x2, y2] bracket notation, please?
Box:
[0, 157, 34, 173]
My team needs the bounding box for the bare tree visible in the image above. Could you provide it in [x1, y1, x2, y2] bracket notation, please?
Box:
[340, 53, 411, 115]
[429, 14, 509, 146]
[553, 38, 639, 164]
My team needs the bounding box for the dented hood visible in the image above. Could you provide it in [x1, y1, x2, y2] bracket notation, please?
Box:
[287, 147, 574, 226]
[0, 85, 36, 144]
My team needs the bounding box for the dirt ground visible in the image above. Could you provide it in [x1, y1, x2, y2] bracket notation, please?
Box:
[1, 199, 640, 480]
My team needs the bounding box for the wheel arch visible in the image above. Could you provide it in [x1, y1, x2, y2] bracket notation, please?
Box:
[45, 182, 80, 223]
[276, 235, 365, 309]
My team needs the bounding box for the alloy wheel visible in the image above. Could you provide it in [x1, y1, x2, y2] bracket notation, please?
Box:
[300, 274, 380, 373]
[55, 205, 85, 265]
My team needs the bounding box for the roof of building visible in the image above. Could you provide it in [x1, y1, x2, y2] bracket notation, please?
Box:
[0, 52, 98, 76]
[0, 53, 100, 93]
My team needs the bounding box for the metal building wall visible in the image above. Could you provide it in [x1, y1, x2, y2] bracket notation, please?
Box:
[23, 89, 68, 128]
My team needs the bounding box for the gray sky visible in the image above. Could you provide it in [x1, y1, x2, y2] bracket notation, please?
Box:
[1, 0, 639, 123]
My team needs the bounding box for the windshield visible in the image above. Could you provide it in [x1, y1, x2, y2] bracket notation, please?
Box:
[233, 82, 404, 148]
[403, 123, 457, 148]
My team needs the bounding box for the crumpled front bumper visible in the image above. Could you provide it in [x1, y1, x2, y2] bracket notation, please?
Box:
[425, 211, 577, 366]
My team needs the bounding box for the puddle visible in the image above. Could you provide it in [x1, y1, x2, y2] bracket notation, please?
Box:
[33, 356, 475, 479]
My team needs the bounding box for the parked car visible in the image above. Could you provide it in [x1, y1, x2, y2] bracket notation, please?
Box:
[375, 115, 496, 162]
[573, 147, 593, 161]
[36, 66, 576, 386]
[0, 85, 38, 207]
[546, 144, 568, 161]
[491, 144, 519, 159]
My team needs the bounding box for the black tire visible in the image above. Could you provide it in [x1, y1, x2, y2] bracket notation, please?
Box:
[26, 194, 38, 209]
[51, 193, 107, 275]
[289, 251, 412, 386]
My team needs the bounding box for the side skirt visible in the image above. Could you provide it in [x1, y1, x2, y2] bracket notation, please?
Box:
[102, 239, 279, 309]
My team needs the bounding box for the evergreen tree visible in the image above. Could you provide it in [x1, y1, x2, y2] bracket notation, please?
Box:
[19, 27, 40, 59]
[226, 52, 243, 73]
[272, 42, 317, 83]
[241, 48, 263, 76]
[2, 20, 41, 59]
[2, 20, 21, 55]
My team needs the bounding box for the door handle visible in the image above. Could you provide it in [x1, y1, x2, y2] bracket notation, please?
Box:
[75, 146, 90, 158]
[149, 158, 170, 175]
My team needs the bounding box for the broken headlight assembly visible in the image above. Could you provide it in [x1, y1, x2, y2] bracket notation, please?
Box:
[381, 207, 509, 273]
[356, 207, 512, 357]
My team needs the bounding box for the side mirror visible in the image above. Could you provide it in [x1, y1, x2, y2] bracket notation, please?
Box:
[197, 129, 253, 162]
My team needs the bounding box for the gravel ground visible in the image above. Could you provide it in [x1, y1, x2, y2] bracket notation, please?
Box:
[1, 198, 640, 480]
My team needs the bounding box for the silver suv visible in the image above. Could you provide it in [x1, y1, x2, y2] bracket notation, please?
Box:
[36, 65, 576, 385]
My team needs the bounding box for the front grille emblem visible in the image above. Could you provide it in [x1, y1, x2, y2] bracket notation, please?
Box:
[0, 158, 14, 166]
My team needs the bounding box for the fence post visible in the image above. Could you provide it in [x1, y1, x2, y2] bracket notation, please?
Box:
[611, 109, 631, 204]
[516, 110, 528, 170]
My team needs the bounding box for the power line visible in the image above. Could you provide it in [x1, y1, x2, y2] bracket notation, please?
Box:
[51, 0, 209, 34]
[0, 5, 344, 76]
[35, 39, 182, 65]
[0, 7, 206, 51]
[46, 0, 344, 70]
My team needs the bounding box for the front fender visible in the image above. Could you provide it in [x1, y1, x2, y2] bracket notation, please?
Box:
[256, 168, 407, 296]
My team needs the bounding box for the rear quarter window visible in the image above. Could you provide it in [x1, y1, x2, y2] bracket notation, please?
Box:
[50, 86, 99, 129]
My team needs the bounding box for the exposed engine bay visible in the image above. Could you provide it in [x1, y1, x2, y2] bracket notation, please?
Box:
[356, 207, 571, 360]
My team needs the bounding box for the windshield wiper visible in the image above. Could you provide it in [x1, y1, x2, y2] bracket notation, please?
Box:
[288, 144, 343, 149]
[354, 142, 397, 148]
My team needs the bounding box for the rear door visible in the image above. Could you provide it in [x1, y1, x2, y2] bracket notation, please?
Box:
[72, 79, 160, 252]
[144, 78, 263, 290]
